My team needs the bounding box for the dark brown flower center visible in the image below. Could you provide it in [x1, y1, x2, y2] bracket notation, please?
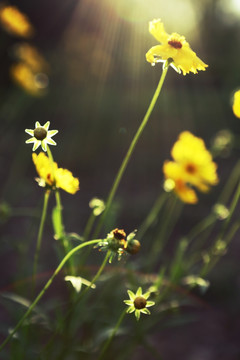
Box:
[185, 163, 196, 174]
[34, 127, 47, 140]
[134, 296, 146, 309]
[168, 40, 182, 49]
[112, 228, 126, 241]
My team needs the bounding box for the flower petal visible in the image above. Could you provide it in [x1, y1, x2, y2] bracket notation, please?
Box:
[32, 141, 41, 151]
[136, 287, 142, 297]
[48, 129, 58, 138]
[25, 137, 36, 144]
[127, 290, 135, 301]
[25, 129, 34, 136]
[41, 140, 47, 152]
[46, 138, 57, 146]
[43, 121, 50, 131]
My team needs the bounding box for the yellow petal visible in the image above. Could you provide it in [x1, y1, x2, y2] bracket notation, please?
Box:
[232, 90, 240, 118]
[55, 168, 79, 194]
[149, 19, 169, 43]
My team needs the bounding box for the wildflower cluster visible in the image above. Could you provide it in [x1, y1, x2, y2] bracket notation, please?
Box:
[163, 131, 218, 204]
[97, 228, 141, 262]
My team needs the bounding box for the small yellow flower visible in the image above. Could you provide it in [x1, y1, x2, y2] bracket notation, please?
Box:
[124, 287, 155, 321]
[146, 19, 208, 75]
[163, 131, 218, 204]
[25, 121, 58, 152]
[32, 152, 80, 194]
[232, 90, 240, 118]
[0, 5, 34, 38]
[10, 63, 48, 96]
[12, 43, 49, 73]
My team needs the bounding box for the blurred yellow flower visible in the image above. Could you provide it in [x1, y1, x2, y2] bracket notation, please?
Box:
[146, 19, 208, 75]
[10, 63, 48, 96]
[0, 5, 34, 38]
[12, 43, 49, 73]
[232, 90, 240, 118]
[32, 152, 80, 194]
[163, 131, 218, 204]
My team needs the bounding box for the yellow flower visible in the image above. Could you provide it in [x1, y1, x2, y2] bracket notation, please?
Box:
[163, 131, 218, 204]
[146, 19, 208, 75]
[32, 152, 80, 194]
[10, 63, 48, 96]
[232, 90, 240, 118]
[0, 5, 34, 38]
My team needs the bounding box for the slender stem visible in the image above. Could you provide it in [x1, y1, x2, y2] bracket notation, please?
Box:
[77, 251, 110, 301]
[94, 66, 169, 238]
[138, 192, 167, 240]
[83, 212, 96, 241]
[97, 308, 127, 360]
[38, 252, 110, 358]
[0, 239, 101, 352]
[32, 190, 50, 290]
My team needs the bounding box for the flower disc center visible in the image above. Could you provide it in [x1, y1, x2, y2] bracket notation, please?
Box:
[168, 40, 182, 49]
[134, 296, 147, 309]
[34, 127, 47, 140]
[185, 163, 196, 174]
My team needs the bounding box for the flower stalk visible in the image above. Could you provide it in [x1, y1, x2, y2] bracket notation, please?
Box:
[0, 239, 102, 351]
[94, 63, 170, 237]
[32, 189, 50, 291]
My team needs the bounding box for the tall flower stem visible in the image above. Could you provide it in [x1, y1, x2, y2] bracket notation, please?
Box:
[32, 190, 50, 291]
[0, 239, 101, 352]
[97, 308, 127, 360]
[94, 65, 170, 237]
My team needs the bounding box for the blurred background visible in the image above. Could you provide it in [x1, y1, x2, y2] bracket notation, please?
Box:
[1, 0, 240, 359]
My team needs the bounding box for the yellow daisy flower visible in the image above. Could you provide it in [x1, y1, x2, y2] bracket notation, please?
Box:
[25, 121, 58, 152]
[163, 131, 218, 204]
[32, 152, 80, 194]
[0, 5, 34, 38]
[146, 19, 208, 75]
[232, 90, 240, 118]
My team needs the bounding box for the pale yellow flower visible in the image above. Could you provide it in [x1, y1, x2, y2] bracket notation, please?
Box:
[32, 152, 80, 194]
[146, 19, 208, 75]
[124, 287, 155, 321]
[0, 5, 34, 38]
[232, 90, 240, 118]
[163, 131, 218, 204]
[25, 121, 58, 152]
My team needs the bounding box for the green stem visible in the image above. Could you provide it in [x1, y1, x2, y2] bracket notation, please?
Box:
[138, 192, 167, 240]
[32, 190, 50, 290]
[83, 212, 96, 241]
[94, 66, 169, 237]
[77, 251, 111, 301]
[97, 308, 127, 360]
[39, 251, 111, 358]
[0, 239, 101, 352]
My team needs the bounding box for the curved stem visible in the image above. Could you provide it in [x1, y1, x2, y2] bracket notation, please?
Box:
[93, 66, 169, 238]
[97, 308, 127, 360]
[32, 190, 50, 290]
[0, 239, 102, 352]
[39, 251, 111, 359]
